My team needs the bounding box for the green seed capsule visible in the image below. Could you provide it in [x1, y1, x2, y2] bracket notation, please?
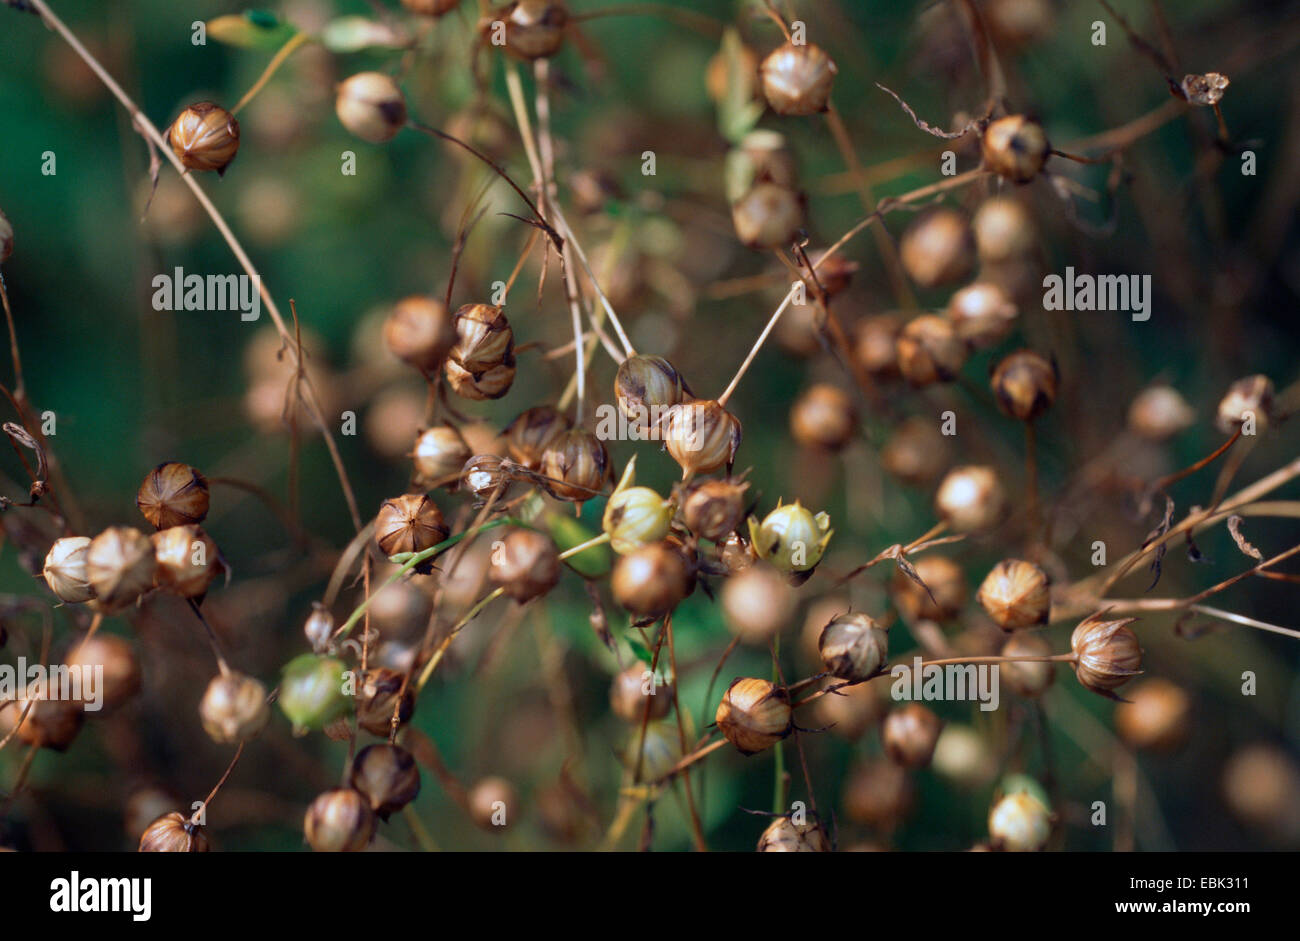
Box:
[279, 654, 350, 735]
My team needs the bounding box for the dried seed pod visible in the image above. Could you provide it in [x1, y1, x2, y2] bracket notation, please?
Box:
[375, 494, 449, 558]
[757, 815, 831, 852]
[615, 355, 688, 429]
[891, 554, 967, 622]
[759, 41, 837, 115]
[489, 528, 561, 602]
[449, 303, 513, 371]
[664, 400, 742, 477]
[152, 524, 220, 598]
[1221, 745, 1300, 837]
[304, 788, 376, 852]
[199, 672, 270, 744]
[1215, 374, 1274, 433]
[977, 559, 1050, 629]
[541, 429, 610, 502]
[611, 542, 691, 617]
[844, 758, 914, 826]
[900, 207, 975, 289]
[813, 254, 858, 298]
[1114, 678, 1191, 751]
[896, 314, 967, 387]
[935, 465, 1005, 533]
[350, 744, 421, 819]
[137, 461, 210, 530]
[304, 604, 335, 653]
[1127, 385, 1195, 441]
[412, 424, 472, 487]
[609, 665, 672, 723]
[356, 668, 416, 737]
[383, 296, 455, 373]
[945, 281, 1018, 348]
[815, 677, 887, 741]
[0, 687, 83, 751]
[279, 654, 350, 734]
[0, 208, 13, 263]
[881, 416, 951, 486]
[854, 313, 905, 379]
[728, 130, 799, 201]
[494, 0, 569, 60]
[992, 350, 1057, 422]
[681, 478, 749, 542]
[603, 486, 672, 554]
[401, 0, 461, 15]
[1000, 632, 1055, 697]
[86, 526, 157, 611]
[932, 724, 997, 787]
[818, 612, 889, 681]
[1070, 614, 1143, 695]
[716, 677, 792, 755]
[336, 72, 407, 143]
[625, 720, 683, 783]
[731, 182, 803, 250]
[883, 703, 943, 768]
[43, 536, 95, 604]
[503, 406, 570, 469]
[981, 115, 1050, 183]
[168, 102, 240, 175]
[790, 384, 856, 451]
[139, 812, 209, 853]
[63, 634, 140, 712]
[718, 532, 757, 574]
[972, 196, 1036, 262]
[468, 776, 518, 830]
[988, 789, 1051, 851]
[747, 500, 833, 574]
[721, 562, 797, 644]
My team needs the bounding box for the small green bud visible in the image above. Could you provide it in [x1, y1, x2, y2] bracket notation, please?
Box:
[747, 500, 833, 573]
[279, 653, 350, 735]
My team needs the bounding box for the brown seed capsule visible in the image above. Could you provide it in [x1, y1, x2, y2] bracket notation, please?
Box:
[350, 744, 421, 819]
[718, 532, 757, 574]
[356, 668, 416, 737]
[461, 453, 514, 500]
[1215, 374, 1274, 433]
[86, 526, 157, 611]
[716, 677, 792, 755]
[0, 208, 12, 264]
[946, 282, 1018, 348]
[1127, 385, 1195, 441]
[609, 665, 673, 723]
[625, 720, 684, 783]
[1000, 632, 1055, 697]
[468, 776, 518, 830]
[494, 0, 569, 60]
[881, 416, 951, 486]
[611, 542, 691, 617]
[732, 182, 804, 250]
[844, 758, 915, 827]
[981, 115, 1050, 183]
[896, 315, 967, 387]
[541, 429, 610, 502]
[900, 207, 975, 289]
[64, 634, 140, 712]
[304, 788, 376, 852]
[721, 562, 797, 644]
[401, 0, 461, 15]
[1221, 744, 1300, 837]
[168, 102, 240, 175]
[973, 196, 1036, 262]
[412, 424, 473, 488]
[375, 494, 449, 558]
[445, 304, 517, 400]
[0, 687, 83, 751]
[988, 790, 1051, 851]
[615, 355, 688, 430]
[892, 554, 967, 622]
[977, 559, 1050, 629]
[759, 41, 837, 116]
[199, 672, 270, 744]
[152, 524, 220, 598]
[664, 399, 742, 477]
[883, 703, 943, 768]
[137, 462, 210, 530]
[790, 383, 856, 451]
[503, 406, 570, 470]
[1114, 678, 1191, 751]
[818, 612, 889, 682]
[813, 254, 859, 298]
[303, 605, 336, 653]
[734, 129, 799, 192]
[681, 478, 749, 542]
[1070, 613, 1143, 695]
[992, 350, 1057, 422]
[854, 313, 905, 379]
[757, 815, 831, 852]
[383, 296, 455, 373]
[489, 528, 561, 602]
[138, 812, 209, 853]
[935, 465, 1006, 533]
[43, 536, 95, 604]
[336, 72, 407, 144]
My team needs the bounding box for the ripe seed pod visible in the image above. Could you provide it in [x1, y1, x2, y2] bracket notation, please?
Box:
[883, 703, 943, 768]
[718, 531, 756, 574]
[818, 612, 889, 681]
[854, 313, 905, 379]
[988, 789, 1051, 851]
[935, 465, 1006, 533]
[0, 208, 12, 263]
[355, 668, 416, 737]
[468, 776, 518, 830]
[981, 115, 1050, 183]
[813, 254, 858, 298]
[747, 500, 833, 574]
[727, 130, 799, 202]
[977, 559, 1050, 629]
[63, 634, 140, 712]
[1070, 614, 1143, 695]
[489, 528, 561, 602]
[681, 478, 749, 542]
[0, 687, 83, 750]
[86, 526, 157, 611]
[615, 355, 688, 429]
[1000, 632, 1054, 697]
[168, 102, 240, 175]
[759, 41, 837, 116]
[625, 720, 684, 783]
[721, 562, 797, 644]
[1128, 385, 1195, 441]
[609, 665, 672, 723]
[757, 815, 831, 852]
[716, 678, 792, 755]
[461, 454, 515, 500]
[137, 461, 210, 530]
[899, 207, 975, 289]
[603, 486, 672, 554]
[945, 281, 1018, 348]
[1221, 745, 1300, 836]
[383, 296, 455, 373]
[992, 350, 1057, 422]
[541, 429, 610, 502]
[845, 758, 914, 826]
[199, 671, 270, 744]
[503, 406, 570, 470]
[815, 677, 887, 741]
[891, 554, 967, 622]
[152, 524, 220, 598]
[896, 314, 967, 386]
[401, 0, 461, 15]
[495, 0, 569, 60]
[973, 196, 1036, 262]
[1215, 374, 1274, 433]
[304, 788, 376, 852]
[1115, 678, 1190, 751]
[664, 400, 742, 477]
[790, 384, 856, 451]
[611, 542, 691, 617]
[881, 416, 951, 486]
[445, 304, 517, 400]
[731, 182, 804, 250]
[350, 744, 421, 819]
[375, 493, 449, 558]
[304, 604, 335, 653]
[412, 424, 473, 488]
[138, 812, 209, 853]
[336, 72, 407, 143]
[279, 654, 350, 734]
[43, 536, 95, 604]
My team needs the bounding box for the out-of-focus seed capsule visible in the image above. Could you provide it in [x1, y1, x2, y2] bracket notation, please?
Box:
[664, 399, 742, 478]
[199, 671, 270, 744]
[1215, 374, 1274, 434]
[790, 384, 856, 451]
[624, 720, 683, 783]
[1000, 632, 1055, 697]
[355, 667, 416, 737]
[718, 531, 756, 574]
[814, 678, 888, 741]
[603, 486, 672, 554]
[896, 314, 967, 386]
[614, 355, 688, 430]
[491, 0, 569, 61]
[988, 788, 1051, 851]
[502, 406, 570, 470]
[932, 724, 997, 787]
[681, 478, 749, 542]
[63, 633, 141, 712]
[715, 677, 792, 754]
[489, 528, 561, 602]
[1070, 613, 1143, 695]
[412, 424, 473, 488]
[468, 776, 518, 830]
[721, 562, 797, 644]
[1128, 385, 1195, 441]
[945, 281, 1018, 348]
[881, 416, 951, 486]
[891, 554, 967, 622]
[350, 744, 421, 819]
[375, 494, 449, 558]
[139, 812, 209, 853]
[0, 208, 12, 264]
[731, 182, 804, 250]
[981, 115, 1050, 183]
[1221, 744, 1300, 838]
[137, 462, 210, 531]
[973, 195, 1036, 262]
[759, 41, 837, 115]
[611, 542, 691, 617]
[883, 703, 943, 768]
[747, 500, 833, 574]
[854, 313, 905, 379]
[86, 527, 157, 611]
[977, 559, 1050, 629]
[935, 465, 1005, 533]
[383, 296, 455, 373]
[992, 350, 1057, 422]
[609, 665, 673, 723]
[152, 524, 220, 598]
[336, 72, 407, 143]
[1114, 678, 1190, 751]
[43, 536, 95, 604]
[0, 685, 83, 750]
[899, 207, 975, 289]
[401, 0, 461, 15]
[844, 758, 914, 827]
[818, 612, 889, 681]
[757, 815, 831, 852]
[168, 102, 240, 175]
[304, 788, 376, 852]
[541, 429, 610, 502]
[304, 604, 335, 653]
[279, 654, 350, 735]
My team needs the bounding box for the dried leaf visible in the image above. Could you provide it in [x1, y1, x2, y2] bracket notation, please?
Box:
[1141, 495, 1174, 591]
[1226, 515, 1263, 561]
[895, 554, 938, 609]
